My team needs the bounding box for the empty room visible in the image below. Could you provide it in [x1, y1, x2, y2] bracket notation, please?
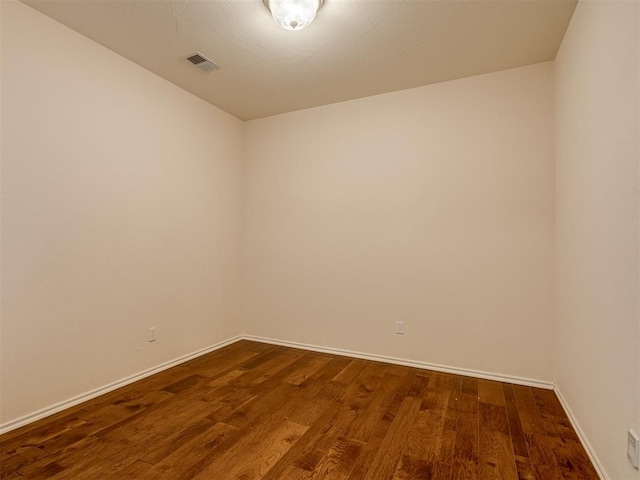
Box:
[1, 0, 638, 479]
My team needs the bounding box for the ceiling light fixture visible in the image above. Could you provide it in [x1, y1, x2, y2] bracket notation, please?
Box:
[263, 0, 324, 31]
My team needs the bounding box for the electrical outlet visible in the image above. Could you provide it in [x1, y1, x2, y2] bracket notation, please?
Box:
[395, 321, 404, 335]
[629, 430, 639, 468]
[149, 326, 157, 343]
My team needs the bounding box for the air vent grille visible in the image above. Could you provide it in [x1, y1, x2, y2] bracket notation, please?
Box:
[187, 53, 207, 65]
[186, 52, 220, 73]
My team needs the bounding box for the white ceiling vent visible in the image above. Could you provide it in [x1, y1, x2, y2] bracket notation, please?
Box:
[187, 53, 219, 73]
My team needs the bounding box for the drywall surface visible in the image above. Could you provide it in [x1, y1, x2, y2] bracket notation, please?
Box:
[1, 1, 244, 424]
[554, 1, 640, 478]
[243, 62, 555, 383]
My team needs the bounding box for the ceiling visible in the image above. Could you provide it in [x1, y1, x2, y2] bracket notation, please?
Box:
[23, 0, 577, 120]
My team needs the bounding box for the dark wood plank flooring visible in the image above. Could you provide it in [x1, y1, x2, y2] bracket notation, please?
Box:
[0, 340, 599, 479]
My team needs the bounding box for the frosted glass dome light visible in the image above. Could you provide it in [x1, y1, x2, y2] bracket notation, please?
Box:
[264, 0, 324, 31]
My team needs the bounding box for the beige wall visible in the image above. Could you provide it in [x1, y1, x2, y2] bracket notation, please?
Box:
[554, 1, 640, 479]
[1, 1, 244, 424]
[243, 63, 555, 383]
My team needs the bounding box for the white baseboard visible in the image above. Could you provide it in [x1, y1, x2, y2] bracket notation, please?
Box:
[241, 334, 554, 390]
[0, 335, 244, 436]
[554, 386, 608, 480]
[0, 333, 558, 437]
[1, 333, 609, 479]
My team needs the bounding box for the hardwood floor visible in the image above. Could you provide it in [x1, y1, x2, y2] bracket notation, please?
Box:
[0, 341, 599, 479]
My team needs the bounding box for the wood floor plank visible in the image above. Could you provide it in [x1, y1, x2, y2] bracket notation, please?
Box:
[551, 436, 600, 479]
[19, 436, 113, 479]
[1, 469, 28, 479]
[512, 386, 545, 434]
[451, 410, 479, 480]
[285, 381, 346, 427]
[261, 406, 342, 480]
[479, 379, 507, 407]
[221, 381, 296, 428]
[278, 358, 349, 428]
[224, 420, 308, 480]
[343, 372, 405, 442]
[1, 414, 87, 453]
[503, 384, 529, 458]
[422, 372, 455, 415]
[283, 354, 332, 386]
[139, 417, 216, 464]
[531, 389, 580, 441]
[33, 389, 176, 458]
[0, 445, 49, 477]
[190, 342, 265, 378]
[478, 402, 519, 480]
[49, 444, 148, 480]
[292, 424, 345, 473]
[514, 455, 536, 480]
[0, 342, 600, 480]
[280, 465, 314, 480]
[76, 389, 174, 430]
[432, 430, 457, 480]
[391, 409, 445, 479]
[18, 460, 65, 478]
[308, 436, 364, 480]
[191, 418, 308, 480]
[346, 374, 417, 480]
[205, 367, 248, 390]
[462, 376, 479, 396]
[110, 459, 155, 480]
[396, 372, 457, 480]
[345, 420, 392, 480]
[443, 376, 462, 430]
[149, 421, 240, 478]
[233, 348, 308, 387]
[332, 359, 369, 384]
[290, 365, 390, 474]
[363, 396, 422, 479]
[512, 386, 564, 480]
